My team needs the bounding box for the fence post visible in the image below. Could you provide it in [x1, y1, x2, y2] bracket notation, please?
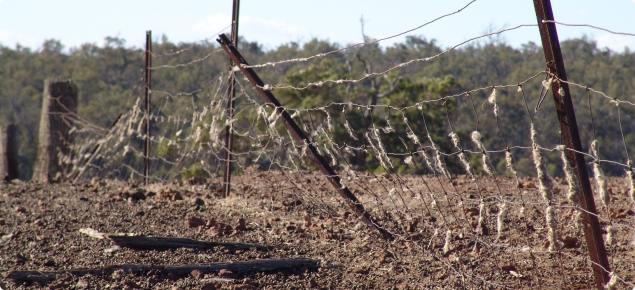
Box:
[533, 1, 611, 288]
[216, 34, 394, 240]
[222, 0, 240, 197]
[32, 79, 78, 183]
[0, 124, 19, 181]
[144, 30, 152, 185]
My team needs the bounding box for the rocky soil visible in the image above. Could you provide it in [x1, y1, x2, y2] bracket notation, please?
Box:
[1, 172, 634, 289]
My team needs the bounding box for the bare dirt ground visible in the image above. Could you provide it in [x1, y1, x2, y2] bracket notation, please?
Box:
[1, 172, 634, 289]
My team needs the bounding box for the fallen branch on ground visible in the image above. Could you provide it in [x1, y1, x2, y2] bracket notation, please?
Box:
[8, 258, 320, 283]
[107, 235, 273, 250]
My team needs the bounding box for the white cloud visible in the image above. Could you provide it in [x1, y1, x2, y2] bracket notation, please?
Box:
[192, 14, 232, 35]
[192, 14, 310, 47]
[596, 34, 635, 52]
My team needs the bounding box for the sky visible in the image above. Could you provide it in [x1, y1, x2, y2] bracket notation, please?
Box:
[1, 0, 635, 53]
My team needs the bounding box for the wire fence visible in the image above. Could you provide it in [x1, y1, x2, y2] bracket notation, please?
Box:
[49, 1, 635, 288]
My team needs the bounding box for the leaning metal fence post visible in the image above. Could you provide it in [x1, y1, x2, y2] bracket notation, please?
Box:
[533, 0, 611, 288]
[222, 0, 240, 197]
[216, 34, 393, 241]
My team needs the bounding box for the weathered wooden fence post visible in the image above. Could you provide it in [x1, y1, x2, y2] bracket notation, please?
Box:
[0, 124, 19, 181]
[32, 79, 78, 183]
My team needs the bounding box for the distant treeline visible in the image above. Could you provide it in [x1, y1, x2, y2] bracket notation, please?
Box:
[0, 35, 633, 180]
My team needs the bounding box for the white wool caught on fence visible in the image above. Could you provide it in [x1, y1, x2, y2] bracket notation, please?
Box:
[319, 129, 340, 166]
[256, 106, 267, 123]
[344, 120, 358, 140]
[471, 131, 495, 175]
[420, 149, 436, 173]
[604, 272, 620, 290]
[574, 211, 585, 229]
[267, 108, 279, 123]
[606, 225, 618, 246]
[300, 143, 308, 158]
[604, 272, 619, 290]
[449, 132, 475, 179]
[488, 87, 497, 104]
[487, 88, 500, 117]
[427, 133, 452, 179]
[558, 86, 565, 96]
[505, 150, 520, 187]
[407, 130, 437, 173]
[497, 202, 508, 240]
[382, 120, 395, 134]
[194, 126, 203, 143]
[443, 230, 452, 254]
[323, 109, 333, 132]
[591, 140, 609, 208]
[429, 135, 451, 179]
[531, 123, 554, 201]
[404, 155, 413, 165]
[365, 125, 393, 169]
[557, 145, 580, 205]
[406, 130, 420, 145]
[136, 115, 145, 135]
[476, 202, 486, 234]
[545, 206, 562, 251]
[542, 77, 554, 89]
[428, 228, 439, 249]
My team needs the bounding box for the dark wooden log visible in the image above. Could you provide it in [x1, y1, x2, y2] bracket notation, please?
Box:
[108, 235, 273, 251]
[0, 123, 19, 181]
[32, 79, 78, 183]
[8, 258, 319, 283]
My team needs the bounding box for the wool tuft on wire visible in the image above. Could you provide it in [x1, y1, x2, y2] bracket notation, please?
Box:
[443, 230, 452, 255]
[604, 272, 619, 290]
[505, 150, 520, 187]
[449, 132, 474, 180]
[556, 145, 580, 206]
[591, 140, 609, 208]
[471, 131, 495, 175]
[530, 123, 553, 201]
[605, 225, 617, 246]
[545, 206, 562, 251]
[428, 133, 451, 179]
[487, 87, 499, 117]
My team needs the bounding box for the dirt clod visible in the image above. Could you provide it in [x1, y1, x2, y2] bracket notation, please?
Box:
[191, 269, 203, 279]
[192, 197, 205, 206]
[187, 216, 206, 228]
[112, 269, 125, 280]
[562, 236, 578, 248]
[407, 218, 419, 232]
[76, 278, 89, 288]
[234, 218, 247, 231]
[308, 278, 318, 288]
[219, 269, 236, 279]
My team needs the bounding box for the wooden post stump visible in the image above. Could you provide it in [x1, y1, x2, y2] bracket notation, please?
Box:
[32, 79, 78, 183]
[0, 124, 19, 181]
